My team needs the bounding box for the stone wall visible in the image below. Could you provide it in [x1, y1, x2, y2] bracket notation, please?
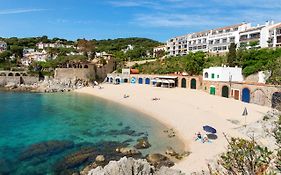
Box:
[202, 80, 280, 108]
[0, 76, 38, 86]
[54, 59, 116, 82]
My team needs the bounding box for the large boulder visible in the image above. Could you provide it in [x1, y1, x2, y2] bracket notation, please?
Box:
[134, 137, 151, 149]
[116, 147, 141, 156]
[146, 153, 174, 168]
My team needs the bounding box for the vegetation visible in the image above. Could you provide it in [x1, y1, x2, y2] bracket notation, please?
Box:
[133, 47, 281, 84]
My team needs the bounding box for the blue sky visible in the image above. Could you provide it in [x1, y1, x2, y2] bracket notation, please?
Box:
[0, 0, 280, 42]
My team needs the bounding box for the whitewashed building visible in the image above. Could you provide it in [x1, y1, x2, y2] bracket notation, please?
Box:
[167, 21, 280, 56]
[153, 45, 167, 57]
[203, 66, 244, 82]
[0, 41, 7, 52]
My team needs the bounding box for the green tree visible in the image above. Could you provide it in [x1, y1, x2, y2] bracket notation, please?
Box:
[227, 43, 237, 67]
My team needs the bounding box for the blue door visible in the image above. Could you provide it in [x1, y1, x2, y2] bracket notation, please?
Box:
[145, 78, 150, 85]
[242, 88, 250, 103]
[138, 78, 143, 84]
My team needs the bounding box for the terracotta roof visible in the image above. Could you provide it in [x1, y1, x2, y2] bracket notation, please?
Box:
[270, 23, 281, 29]
[240, 26, 264, 33]
[212, 23, 244, 31]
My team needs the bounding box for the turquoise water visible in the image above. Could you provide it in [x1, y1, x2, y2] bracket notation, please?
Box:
[0, 91, 184, 175]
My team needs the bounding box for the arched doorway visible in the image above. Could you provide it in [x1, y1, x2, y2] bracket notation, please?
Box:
[251, 89, 266, 106]
[145, 78, 150, 85]
[109, 77, 114, 83]
[123, 78, 128, 83]
[181, 78, 186, 88]
[191, 78, 197, 89]
[210, 86, 216, 95]
[106, 77, 109, 82]
[15, 73, 20, 76]
[138, 78, 143, 84]
[242, 88, 251, 103]
[222, 86, 229, 98]
[0, 73, 6, 76]
[131, 77, 136, 84]
[8, 73, 13, 76]
[272, 92, 281, 110]
[20, 77, 24, 84]
[115, 77, 121, 84]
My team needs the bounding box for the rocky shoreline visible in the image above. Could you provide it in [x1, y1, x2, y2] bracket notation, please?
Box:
[1, 77, 90, 93]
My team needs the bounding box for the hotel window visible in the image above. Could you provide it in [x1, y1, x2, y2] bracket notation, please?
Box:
[229, 37, 235, 43]
[226, 29, 230, 33]
[215, 39, 220, 44]
[234, 28, 238, 31]
[189, 47, 193, 51]
[213, 47, 218, 51]
[218, 47, 222, 50]
[189, 41, 192, 45]
[211, 73, 215, 79]
[203, 39, 207, 43]
[222, 46, 227, 50]
[209, 40, 214, 44]
[198, 46, 202, 49]
[198, 39, 201, 44]
[203, 45, 207, 49]
[217, 75, 219, 78]
[222, 38, 227, 43]
[218, 30, 223, 34]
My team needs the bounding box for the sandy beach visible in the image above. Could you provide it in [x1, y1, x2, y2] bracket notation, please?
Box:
[75, 84, 270, 174]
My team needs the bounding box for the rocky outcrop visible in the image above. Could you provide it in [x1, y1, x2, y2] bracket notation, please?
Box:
[19, 140, 74, 161]
[134, 137, 151, 149]
[116, 147, 141, 156]
[87, 157, 184, 175]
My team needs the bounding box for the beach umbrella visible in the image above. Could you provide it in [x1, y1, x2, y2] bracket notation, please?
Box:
[203, 125, 217, 134]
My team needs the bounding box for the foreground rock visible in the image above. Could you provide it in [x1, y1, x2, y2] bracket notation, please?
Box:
[87, 157, 184, 175]
[146, 153, 174, 168]
[116, 147, 141, 156]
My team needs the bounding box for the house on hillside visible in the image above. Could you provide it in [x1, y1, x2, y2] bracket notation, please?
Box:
[0, 41, 7, 52]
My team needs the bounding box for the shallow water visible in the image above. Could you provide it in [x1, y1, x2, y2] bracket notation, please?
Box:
[0, 91, 184, 174]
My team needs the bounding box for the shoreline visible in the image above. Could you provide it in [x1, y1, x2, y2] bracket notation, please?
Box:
[75, 84, 270, 173]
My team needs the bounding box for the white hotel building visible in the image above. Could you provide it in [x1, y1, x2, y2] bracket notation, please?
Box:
[167, 21, 281, 57]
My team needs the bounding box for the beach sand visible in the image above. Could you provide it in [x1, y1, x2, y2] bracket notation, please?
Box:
[75, 84, 270, 174]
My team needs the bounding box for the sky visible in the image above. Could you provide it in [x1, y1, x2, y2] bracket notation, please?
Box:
[0, 0, 280, 42]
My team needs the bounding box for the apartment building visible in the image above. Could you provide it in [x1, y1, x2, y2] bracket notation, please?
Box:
[167, 21, 280, 57]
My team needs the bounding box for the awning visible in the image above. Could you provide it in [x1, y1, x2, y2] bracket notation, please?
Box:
[156, 79, 163, 83]
[162, 80, 170, 84]
[167, 80, 175, 84]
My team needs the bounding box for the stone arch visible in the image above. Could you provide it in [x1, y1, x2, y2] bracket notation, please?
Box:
[242, 88, 251, 103]
[0, 72, 6, 76]
[191, 78, 197, 89]
[272, 92, 281, 110]
[15, 73, 20, 76]
[181, 78, 186, 88]
[138, 77, 143, 84]
[145, 78, 150, 85]
[221, 85, 229, 98]
[8, 73, 13, 76]
[84, 65, 89, 68]
[22, 73, 27, 76]
[251, 88, 267, 106]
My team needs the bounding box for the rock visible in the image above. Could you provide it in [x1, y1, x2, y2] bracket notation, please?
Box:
[54, 147, 97, 174]
[146, 153, 174, 168]
[116, 147, 141, 156]
[5, 82, 17, 89]
[165, 147, 178, 156]
[19, 140, 74, 160]
[134, 137, 151, 149]
[87, 157, 183, 175]
[96, 155, 105, 162]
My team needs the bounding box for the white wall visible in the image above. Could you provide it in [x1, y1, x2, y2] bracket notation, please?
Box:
[203, 67, 244, 82]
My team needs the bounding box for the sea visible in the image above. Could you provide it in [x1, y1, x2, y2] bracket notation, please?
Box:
[0, 91, 184, 175]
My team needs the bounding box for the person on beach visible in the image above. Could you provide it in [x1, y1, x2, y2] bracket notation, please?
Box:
[195, 132, 202, 141]
[202, 134, 209, 143]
